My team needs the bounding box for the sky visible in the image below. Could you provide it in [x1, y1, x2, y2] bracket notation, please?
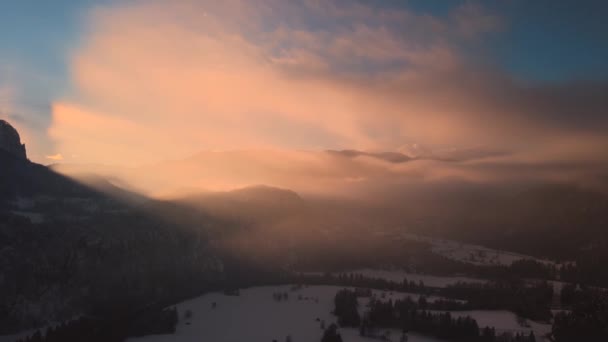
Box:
[1, 0, 607, 194]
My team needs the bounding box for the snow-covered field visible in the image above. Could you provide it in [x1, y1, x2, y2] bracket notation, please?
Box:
[339, 269, 486, 288]
[127, 285, 447, 342]
[402, 233, 559, 266]
[126, 285, 554, 342]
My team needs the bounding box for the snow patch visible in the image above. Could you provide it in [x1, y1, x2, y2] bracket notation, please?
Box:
[402, 233, 562, 266]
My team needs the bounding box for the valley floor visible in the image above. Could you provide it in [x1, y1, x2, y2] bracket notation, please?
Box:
[127, 285, 551, 342]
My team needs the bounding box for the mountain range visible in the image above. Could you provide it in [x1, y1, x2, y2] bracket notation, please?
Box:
[3, 119, 608, 335]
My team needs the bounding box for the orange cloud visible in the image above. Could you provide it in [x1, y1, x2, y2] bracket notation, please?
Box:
[45, 153, 64, 161]
[48, 0, 608, 194]
[50, 0, 509, 165]
[0, 84, 13, 113]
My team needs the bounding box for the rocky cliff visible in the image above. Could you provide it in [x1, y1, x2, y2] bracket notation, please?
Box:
[0, 119, 27, 159]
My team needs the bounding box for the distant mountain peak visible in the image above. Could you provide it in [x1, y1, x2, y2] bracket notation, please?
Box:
[326, 149, 412, 163]
[397, 143, 433, 159]
[228, 184, 302, 201]
[0, 120, 27, 159]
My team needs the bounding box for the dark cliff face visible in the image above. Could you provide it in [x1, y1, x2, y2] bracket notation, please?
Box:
[0, 120, 27, 159]
[0, 120, 103, 201]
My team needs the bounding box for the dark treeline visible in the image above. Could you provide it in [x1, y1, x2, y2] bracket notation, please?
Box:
[15, 307, 178, 342]
[333, 289, 537, 342]
[442, 281, 553, 321]
[296, 272, 438, 294]
[333, 289, 360, 326]
[552, 287, 608, 342]
[559, 283, 583, 308]
[298, 273, 552, 320]
[321, 323, 343, 342]
[461, 259, 557, 282]
[295, 237, 559, 283]
[559, 245, 608, 288]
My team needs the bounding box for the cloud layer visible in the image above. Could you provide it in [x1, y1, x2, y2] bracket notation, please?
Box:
[48, 0, 608, 193]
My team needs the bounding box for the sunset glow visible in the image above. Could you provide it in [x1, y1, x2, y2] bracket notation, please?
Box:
[2, 2, 608, 341]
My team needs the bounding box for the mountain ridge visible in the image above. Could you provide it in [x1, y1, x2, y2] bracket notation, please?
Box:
[0, 119, 27, 160]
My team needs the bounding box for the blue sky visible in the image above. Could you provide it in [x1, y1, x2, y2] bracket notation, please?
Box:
[1, 0, 607, 162]
[405, 0, 608, 81]
[1, 0, 94, 94]
[0, 0, 111, 159]
[2, 0, 606, 95]
[489, 0, 608, 82]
